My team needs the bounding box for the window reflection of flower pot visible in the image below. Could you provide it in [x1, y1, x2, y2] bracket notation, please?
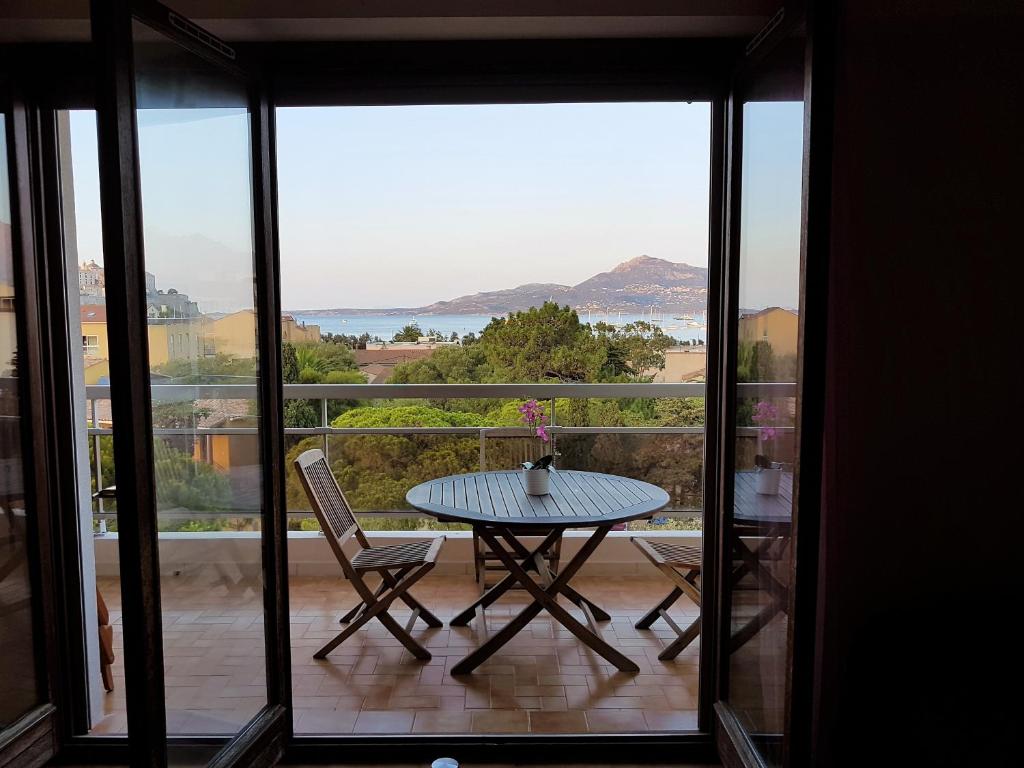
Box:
[755, 464, 782, 495]
[523, 468, 550, 495]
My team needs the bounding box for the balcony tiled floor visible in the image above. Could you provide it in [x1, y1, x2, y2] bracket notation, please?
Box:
[93, 572, 700, 736]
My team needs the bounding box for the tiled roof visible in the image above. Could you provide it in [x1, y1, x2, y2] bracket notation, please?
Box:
[81, 305, 107, 323]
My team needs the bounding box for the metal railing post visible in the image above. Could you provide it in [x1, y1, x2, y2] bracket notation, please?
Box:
[322, 396, 329, 461]
[549, 397, 557, 462]
[91, 396, 105, 533]
[479, 429, 487, 471]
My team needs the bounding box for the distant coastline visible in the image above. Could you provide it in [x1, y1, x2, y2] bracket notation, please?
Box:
[290, 311, 708, 344]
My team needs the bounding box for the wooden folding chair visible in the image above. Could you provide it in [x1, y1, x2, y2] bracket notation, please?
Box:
[631, 538, 702, 660]
[294, 449, 445, 660]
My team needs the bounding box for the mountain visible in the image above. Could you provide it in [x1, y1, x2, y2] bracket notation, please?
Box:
[291, 256, 708, 316]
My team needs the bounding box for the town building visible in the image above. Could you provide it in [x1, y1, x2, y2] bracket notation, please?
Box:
[208, 310, 320, 359]
[738, 306, 799, 356]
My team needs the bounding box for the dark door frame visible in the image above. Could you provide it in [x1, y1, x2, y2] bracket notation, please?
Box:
[0, 77, 64, 768]
[88, 1, 289, 766]
[1, 19, 814, 768]
[711, 2, 835, 768]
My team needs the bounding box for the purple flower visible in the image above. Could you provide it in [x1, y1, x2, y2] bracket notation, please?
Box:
[520, 399, 550, 443]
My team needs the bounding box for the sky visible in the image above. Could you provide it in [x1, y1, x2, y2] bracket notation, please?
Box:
[67, 100, 802, 313]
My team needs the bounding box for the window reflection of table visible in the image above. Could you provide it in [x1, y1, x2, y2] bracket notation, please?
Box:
[730, 470, 793, 651]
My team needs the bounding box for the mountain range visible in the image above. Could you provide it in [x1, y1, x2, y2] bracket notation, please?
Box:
[292, 256, 709, 316]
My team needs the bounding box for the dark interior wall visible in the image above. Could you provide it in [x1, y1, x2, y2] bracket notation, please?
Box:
[815, 1, 1022, 765]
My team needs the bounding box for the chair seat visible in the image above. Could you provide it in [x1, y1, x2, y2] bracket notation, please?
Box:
[351, 539, 439, 573]
[633, 539, 703, 570]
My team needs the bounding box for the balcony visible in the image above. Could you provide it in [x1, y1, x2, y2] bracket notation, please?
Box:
[84, 382, 793, 736]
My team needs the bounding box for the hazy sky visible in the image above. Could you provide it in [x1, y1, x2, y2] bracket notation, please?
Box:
[68, 100, 802, 312]
[277, 103, 711, 309]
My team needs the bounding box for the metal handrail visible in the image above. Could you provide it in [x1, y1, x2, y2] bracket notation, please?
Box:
[84, 381, 797, 400]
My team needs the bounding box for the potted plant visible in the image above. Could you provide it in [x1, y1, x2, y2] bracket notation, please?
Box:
[752, 399, 783, 495]
[518, 399, 553, 495]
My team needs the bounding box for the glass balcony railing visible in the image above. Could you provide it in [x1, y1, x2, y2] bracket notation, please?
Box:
[85, 382, 795, 533]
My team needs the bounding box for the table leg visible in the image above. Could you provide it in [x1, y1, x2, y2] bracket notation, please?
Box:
[450, 529, 562, 626]
[451, 525, 639, 675]
[496, 529, 612, 622]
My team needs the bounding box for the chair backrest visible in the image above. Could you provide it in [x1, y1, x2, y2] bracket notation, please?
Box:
[294, 449, 362, 569]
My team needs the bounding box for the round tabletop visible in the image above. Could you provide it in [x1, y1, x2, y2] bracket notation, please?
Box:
[406, 469, 670, 529]
[733, 470, 793, 527]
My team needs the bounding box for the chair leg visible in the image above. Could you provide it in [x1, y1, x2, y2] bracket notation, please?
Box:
[658, 616, 701, 660]
[315, 564, 436, 660]
[636, 586, 684, 630]
[380, 569, 443, 627]
[338, 600, 365, 624]
[339, 578, 387, 624]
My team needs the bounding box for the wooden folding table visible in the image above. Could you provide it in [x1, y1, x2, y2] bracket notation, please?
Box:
[406, 469, 670, 675]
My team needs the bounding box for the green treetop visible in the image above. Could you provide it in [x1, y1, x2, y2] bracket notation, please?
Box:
[392, 323, 423, 342]
[477, 302, 606, 382]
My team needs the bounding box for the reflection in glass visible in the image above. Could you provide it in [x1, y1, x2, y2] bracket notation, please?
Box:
[728, 100, 804, 766]
[133, 23, 266, 742]
[0, 112, 42, 727]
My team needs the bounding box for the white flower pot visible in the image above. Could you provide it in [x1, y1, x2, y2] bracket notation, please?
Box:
[523, 468, 550, 495]
[755, 466, 782, 495]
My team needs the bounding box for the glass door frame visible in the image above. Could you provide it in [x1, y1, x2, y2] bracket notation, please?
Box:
[711, 4, 834, 768]
[0, 72, 64, 768]
[89, 1, 289, 766]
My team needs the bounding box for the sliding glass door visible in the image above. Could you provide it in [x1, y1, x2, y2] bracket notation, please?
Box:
[0, 95, 44, 741]
[91, 1, 287, 765]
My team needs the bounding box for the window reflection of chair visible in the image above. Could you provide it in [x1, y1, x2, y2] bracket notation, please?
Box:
[730, 523, 791, 652]
[475, 429, 561, 589]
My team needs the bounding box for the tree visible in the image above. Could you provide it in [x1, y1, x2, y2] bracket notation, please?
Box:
[737, 340, 775, 383]
[282, 343, 299, 383]
[390, 345, 490, 385]
[595, 320, 673, 379]
[151, 401, 211, 429]
[309, 340, 357, 372]
[477, 302, 606, 382]
[283, 398, 319, 428]
[154, 354, 256, 383]
[294, 345, 329, 375]
[392, 323, 422, 342]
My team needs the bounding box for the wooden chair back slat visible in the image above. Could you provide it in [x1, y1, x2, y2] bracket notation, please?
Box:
[295, 449, 361, 554]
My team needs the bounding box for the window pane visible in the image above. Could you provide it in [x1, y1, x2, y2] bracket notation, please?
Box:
[727, 97, 804, 766]
[133, 22, 266, 745]
[0, 112, 43, 727]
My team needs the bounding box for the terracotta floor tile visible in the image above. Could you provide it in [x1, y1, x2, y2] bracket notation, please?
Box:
[295, 709, 359, 734]
[353, 710, 414, 734]
[412, 710, 474, 733]
[529, 710, 589, 733]
[586, 709, 649, 732]
[92, 573, 701, 737]
[644, 710, 699, 731]
[471, 709, 530, 733]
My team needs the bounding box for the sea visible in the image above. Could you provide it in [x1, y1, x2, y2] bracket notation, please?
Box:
[289, 312, 708, 344]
